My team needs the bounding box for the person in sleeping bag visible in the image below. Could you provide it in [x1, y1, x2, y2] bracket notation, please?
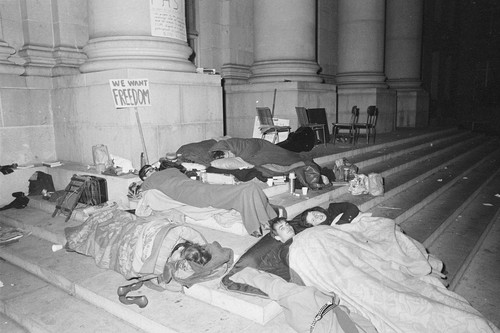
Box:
[139, 164, 277, 237]
[299, 202, 360, 227]
[266, 202, 359, 270]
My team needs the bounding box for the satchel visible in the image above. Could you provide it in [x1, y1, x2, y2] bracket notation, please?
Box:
[79, 175, 108, 205]
[52, 174, 108, 222]
[28, 171, 55, 196]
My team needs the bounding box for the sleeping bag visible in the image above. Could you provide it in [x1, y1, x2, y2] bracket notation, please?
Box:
[65, 207, 233, 288]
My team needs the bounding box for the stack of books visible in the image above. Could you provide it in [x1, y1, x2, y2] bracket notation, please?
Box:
[272, 175, 287, 185]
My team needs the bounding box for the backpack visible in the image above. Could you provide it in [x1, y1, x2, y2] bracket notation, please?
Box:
[277, 126, 316, 152]
[52, 174, 108, 222]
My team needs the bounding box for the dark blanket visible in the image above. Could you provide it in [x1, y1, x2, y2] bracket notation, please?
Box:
[209, 138, 307, 167]
[221, 216, 306, 297]
[176, 139, 217, 166]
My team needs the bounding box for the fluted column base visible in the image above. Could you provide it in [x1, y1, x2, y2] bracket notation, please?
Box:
[249, 60, 322, 83]
[80, 36, 196, 73]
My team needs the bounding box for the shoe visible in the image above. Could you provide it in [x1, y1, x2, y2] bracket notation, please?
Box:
[250, 229, 262, 238]
[118, 295, 148, 308]
[117, 281, 143, 296]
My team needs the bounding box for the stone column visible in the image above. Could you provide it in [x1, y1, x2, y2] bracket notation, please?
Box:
[249, 0, 321, 83]
[80, 0, 195, 73]
[386, 0, 429, 127]
[386, 0, 423, 90]
[336, 0, 386, 87]
[335, 0, 396, 134]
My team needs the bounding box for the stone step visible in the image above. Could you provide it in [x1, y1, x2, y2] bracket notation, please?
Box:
[313, 127, 462, 166]
[452, 210, 500, 329]
[425, 168, 500, 283]
[0, 259, 148, 333]
[0, 310, 28, 333]
[3, 128, 498, 331]
[0, 204, 284, 327]
[398, 150, 500, 244]
[0, 227, 290, 332]
[270, 131, 487, 218]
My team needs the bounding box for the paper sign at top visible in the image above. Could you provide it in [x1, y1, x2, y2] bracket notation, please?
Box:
[109, 79, 151, 108]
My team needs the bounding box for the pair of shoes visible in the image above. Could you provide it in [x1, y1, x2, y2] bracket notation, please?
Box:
[117, 281, 148, 308]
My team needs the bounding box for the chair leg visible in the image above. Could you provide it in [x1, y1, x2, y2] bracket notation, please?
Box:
[323, 126, 327, 147]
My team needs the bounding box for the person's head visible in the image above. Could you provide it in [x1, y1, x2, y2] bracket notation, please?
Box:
[210, 150, 235, 159]
[139, 164, 157, 181]
[299, 206, 329, 228]
[170, 241, 211, 266]
[269, 217, 296, 243]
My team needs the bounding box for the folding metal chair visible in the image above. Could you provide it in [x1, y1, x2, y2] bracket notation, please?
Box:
[256, 107, 291, 144]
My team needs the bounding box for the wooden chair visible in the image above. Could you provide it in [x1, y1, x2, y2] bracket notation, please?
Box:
[256, 107, 291, 144]
[295, 107, 327, 147]
[354, 105, 378, 144]
[306, 108, 330, 143]
[331, 106, 359, 145]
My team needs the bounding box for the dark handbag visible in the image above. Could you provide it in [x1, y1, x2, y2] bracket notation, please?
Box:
[295, 164, 323, 190]
[28, 171, 55, 196]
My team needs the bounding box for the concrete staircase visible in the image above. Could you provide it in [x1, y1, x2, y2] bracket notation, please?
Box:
[1, 127, 499, 332]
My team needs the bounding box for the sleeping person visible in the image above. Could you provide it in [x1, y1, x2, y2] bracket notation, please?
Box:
[279, 213, 499, 333]
[299, 202, 360, 227]
[139, 163, 277, 237]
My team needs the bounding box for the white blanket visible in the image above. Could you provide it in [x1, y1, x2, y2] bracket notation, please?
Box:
[289, 213, 499, 333]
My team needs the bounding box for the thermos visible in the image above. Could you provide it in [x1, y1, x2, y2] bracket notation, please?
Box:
[289, 172, 296, 193]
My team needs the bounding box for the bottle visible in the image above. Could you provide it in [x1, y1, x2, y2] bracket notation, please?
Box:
[140, 152, 146, 168]
[289, 172, 296, 194]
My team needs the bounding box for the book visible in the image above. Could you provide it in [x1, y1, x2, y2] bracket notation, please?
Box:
[42, 161, 63, 167]
[17, 164, 35, 169]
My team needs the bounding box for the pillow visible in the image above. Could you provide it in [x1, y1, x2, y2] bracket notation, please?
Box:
[210, 157, 254, 170]
[181, 162, 207, 171]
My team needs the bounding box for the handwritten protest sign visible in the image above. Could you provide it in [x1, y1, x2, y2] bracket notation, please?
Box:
[109, 79, 151, 108]
[150, 0, 187, 41]
[109, 78, 152, 163]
